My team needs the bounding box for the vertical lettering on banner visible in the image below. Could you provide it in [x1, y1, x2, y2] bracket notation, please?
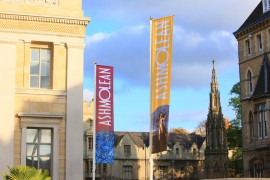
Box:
[95, 65, 114, 163]
[151, 16, 173, 154]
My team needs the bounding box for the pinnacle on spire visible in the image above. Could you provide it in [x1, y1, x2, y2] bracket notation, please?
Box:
[212, 59, 217, 83]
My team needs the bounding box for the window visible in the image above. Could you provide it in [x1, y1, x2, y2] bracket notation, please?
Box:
[246, 39, 251, 55]
[90, 161, 93, 173]
[257, 34, 263, 51]
[88, 135, 93, 150]
[103, 164, 107, 175]
[250, 159, 264, 178]
[257, 104, 267, 139]
[26, 128, 52, 174]
[122, 166, 132, 179]
[85, 160, 90, 174]
[248, 70, 253, 93]
[250, 112, 255, 141]
[124, 145, 131, 155]
[158, 166, 168, 178]
[193, 148, 196, 155]
[19, 112, 63, 180]
[263, 105, 268, 138]
[30, 48, 51, 88]
[176, 147, 179, 155]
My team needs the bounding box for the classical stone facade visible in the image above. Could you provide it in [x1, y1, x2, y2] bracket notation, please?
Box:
[83, 100, 205, 180]
[0, 1, 89, 179]
[234, 0, 270, 178]
[204, 61, 229, 179]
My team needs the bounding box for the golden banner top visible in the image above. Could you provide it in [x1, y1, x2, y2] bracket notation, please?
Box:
[151, 16, 173, 113]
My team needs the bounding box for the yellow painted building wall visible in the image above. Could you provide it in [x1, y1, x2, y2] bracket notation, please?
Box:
[0, 0, 89, 179]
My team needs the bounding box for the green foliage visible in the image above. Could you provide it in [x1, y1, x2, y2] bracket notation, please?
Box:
[226, 119, 242, 149]
[229, 147, 243, 177]
[227, 82, 243, 177]
[2, 165, 51, 180]
[228, 82, 241, 120]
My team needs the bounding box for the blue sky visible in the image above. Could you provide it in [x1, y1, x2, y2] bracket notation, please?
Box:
[82, 0, 260, 132]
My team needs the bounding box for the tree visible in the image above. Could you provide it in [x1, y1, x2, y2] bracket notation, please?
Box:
[2, 165, 51, 180]
[195, 120, 206, 136]
[227, 82, 243, 177]
[170, 127, 189, 135]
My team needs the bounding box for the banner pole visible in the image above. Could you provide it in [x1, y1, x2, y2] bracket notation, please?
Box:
[93, 62, 97, 180]
[149, 16, 153, 180]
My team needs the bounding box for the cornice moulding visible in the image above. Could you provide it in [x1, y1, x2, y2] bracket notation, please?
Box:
[0, 12, 90, 26]
[18, 112, 64, 118]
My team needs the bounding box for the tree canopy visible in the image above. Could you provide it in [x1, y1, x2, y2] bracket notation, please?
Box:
[227, 82, 243, 177]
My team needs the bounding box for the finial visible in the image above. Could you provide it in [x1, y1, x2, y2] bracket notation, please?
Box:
[212, 59, 215, 67]
[150, 16, 153, 20]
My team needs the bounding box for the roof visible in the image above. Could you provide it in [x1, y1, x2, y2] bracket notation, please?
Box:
[114, 131, 149, 148]
[114, 131, 205, 149]
[234, 2, 270, 35]
[252, 53, 270, 99]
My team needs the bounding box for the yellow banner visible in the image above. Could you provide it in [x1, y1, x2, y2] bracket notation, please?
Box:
[150, 16, 173, 153]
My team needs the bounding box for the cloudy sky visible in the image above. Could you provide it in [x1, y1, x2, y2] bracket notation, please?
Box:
[82, 0, 260, 132]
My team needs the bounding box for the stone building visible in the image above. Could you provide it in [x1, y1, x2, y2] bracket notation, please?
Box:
[234, 0, 270, 178]
[0, 1, 89, 179]
[204, 61, 229, 179]
[83, 100, 205, 180]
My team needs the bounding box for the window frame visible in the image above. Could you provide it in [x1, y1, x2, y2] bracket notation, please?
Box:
[26, 128, 52, 173]
[122, 165, 132, 179]
[248, 70, 253, 94]
[19, 112, 63, 180]
[88, 135, 93, 150]
[250, 112, 255, 141]
[257, 34, 263, 51]
[245, 39, 251, 56]
[30, 44, 52, 89]
[263, 104, 268, 138]
[257, 105, 264, 139]
[124, 145, 131, 156]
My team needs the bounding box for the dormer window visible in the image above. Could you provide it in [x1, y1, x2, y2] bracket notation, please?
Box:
[263, 0, 270, 13]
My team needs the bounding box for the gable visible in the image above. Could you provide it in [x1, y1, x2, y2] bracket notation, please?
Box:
[252, 53, 270, 99]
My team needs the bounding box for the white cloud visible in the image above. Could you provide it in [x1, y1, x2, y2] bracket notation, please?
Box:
[85, 32, 112, 46]
[123, 24, 146, 35]
[174, 25, 204, 47]
[83, 89, 94, 101]
[168, 109, 208, 132]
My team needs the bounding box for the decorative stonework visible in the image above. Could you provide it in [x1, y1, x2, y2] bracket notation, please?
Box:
[0, 0, 58, 7]
[0, 18, 87, 37]
[234, 18, 270, 40]
[0, 13, 89, 26]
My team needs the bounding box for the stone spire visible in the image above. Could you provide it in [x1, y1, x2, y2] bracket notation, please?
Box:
[209, 60, 220, 115]
[204, 60, 228, 179]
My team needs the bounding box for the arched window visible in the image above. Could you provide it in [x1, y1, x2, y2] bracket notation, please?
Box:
[248, 70, 253, 94]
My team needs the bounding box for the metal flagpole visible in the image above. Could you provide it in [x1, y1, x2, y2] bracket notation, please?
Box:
[93, 62, 97, 180]
[149, 16, 153, 180]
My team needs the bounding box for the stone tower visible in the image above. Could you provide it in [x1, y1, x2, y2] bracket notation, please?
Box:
[204, 60, 229, 179]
